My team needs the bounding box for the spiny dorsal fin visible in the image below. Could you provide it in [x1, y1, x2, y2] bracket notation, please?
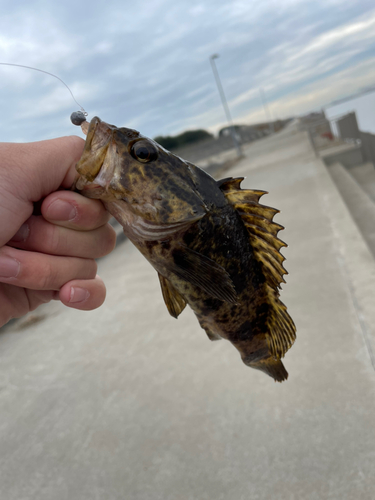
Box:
[217, 176, 296, 359]
[218, 176, 286, 289]
[158, 273, 187, 318]
[217, 177, 268, 202]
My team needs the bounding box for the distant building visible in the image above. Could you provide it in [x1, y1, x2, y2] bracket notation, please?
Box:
[219, 124, 265, 143]
[219, 119, 292, 141]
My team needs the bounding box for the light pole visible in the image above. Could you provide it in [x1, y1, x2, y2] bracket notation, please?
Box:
[209, 54, 242, 157]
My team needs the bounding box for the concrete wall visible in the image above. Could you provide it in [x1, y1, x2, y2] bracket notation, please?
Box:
[337, 112, 361, 140]
[360, 131, 375, 164]
[322, 143, 363, 168]
[299, 112, 333, 151]
[336, 112, 375, 165]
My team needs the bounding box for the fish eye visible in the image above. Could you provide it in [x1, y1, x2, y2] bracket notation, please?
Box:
[131, 140, 158, 163]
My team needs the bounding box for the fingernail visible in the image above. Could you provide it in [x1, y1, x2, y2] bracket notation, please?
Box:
[10, 223, 30, 242]
[47, 200, 77, 221]
[0, 256, 20, 278]
[69, 287, 90, 303]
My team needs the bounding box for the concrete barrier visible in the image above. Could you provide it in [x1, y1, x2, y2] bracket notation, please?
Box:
[336, 111, 375, 165]
[360, 131, 375, 164]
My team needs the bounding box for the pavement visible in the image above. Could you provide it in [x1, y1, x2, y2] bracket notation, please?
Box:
[1, 124, 375, 500]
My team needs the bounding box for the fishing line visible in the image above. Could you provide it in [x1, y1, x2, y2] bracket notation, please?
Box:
[0, 62, 88, 117]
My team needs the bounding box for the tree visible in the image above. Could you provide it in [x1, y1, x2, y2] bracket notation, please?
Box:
[154, 129, 213, 150]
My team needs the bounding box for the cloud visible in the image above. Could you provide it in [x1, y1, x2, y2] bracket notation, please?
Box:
[290, 10, 375, 60]
[237, 56, 375, 125]
[221, 7, 375, 120]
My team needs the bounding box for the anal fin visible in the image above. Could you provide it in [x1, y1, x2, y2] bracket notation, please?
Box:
[205, 330, 222, 341]
[197, 318, 222, 341]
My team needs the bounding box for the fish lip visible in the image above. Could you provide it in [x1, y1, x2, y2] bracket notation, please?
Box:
[75, 176, 110, 200]
[76, 162, 114, 191]
[86, 117, 113, 151]
[74, 175, 101, 191]
[81, 182, 102, 191]
[76, 116, 116, 183]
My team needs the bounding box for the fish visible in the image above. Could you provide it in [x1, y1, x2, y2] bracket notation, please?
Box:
[74, 116, 296, 382]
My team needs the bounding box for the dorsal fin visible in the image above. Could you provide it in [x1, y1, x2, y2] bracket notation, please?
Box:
[217, 176, 296, 359]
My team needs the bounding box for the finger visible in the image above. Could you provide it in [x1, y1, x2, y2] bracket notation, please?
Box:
[0, 284, 56, 327]
[25, 289, 58, 310]
[41, 190, 111, 230]
[59, 275, 106, 311]
[0, 245, 97, 291]
[9, 216, 116, 259]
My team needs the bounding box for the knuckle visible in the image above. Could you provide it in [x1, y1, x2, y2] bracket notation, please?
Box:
[34, 259, 56, 290]
[91, 259, 98, 275]
[86, 200, 110, 226]
[91, 225, 116, 258]
[85, 259, 98, 279]
[101, 225, 117, 255]
[45, 224, 62, 254]
[66, 135, 85, 163]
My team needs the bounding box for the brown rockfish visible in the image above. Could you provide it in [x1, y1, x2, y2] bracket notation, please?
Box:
[74, 116, 296, 382]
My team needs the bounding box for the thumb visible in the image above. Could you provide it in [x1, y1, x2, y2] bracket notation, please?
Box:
[13, 135, 85, 199]
[0, 135, 84, 247]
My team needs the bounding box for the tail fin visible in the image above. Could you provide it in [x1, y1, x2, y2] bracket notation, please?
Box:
[247, 357, 289, 382]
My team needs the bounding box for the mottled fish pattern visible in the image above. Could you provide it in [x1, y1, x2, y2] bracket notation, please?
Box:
[75, 117, 296, 381]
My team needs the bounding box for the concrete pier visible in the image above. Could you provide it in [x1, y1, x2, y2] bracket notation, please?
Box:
[1, 123, 374, 500]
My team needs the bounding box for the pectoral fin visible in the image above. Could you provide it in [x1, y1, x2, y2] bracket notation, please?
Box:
[166, 245, 238, 304]
[158, 273, 187, 318]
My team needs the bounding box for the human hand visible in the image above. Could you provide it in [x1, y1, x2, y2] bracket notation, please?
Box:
[0, 136, 116, 328]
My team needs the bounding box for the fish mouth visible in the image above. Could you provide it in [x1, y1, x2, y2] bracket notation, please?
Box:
[74, 163, 117, 199]
[73, 175, 106, 198]
[81, 116, 115, 144]
[75, 117, 116, 182]
[75, 117, 123, 199]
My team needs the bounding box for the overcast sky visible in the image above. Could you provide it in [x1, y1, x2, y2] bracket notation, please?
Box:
[1, 0, 375, 142]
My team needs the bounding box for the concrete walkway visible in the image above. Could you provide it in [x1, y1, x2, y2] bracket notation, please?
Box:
[1, 125, 375, 500]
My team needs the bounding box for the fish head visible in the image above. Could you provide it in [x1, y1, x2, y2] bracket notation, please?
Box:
[76, 117, 208, 225]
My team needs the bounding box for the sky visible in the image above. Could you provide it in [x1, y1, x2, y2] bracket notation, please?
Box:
[1, 0, 375, 143]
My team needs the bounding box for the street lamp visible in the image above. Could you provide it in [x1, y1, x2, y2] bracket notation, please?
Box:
[209, 54, 242, 157]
